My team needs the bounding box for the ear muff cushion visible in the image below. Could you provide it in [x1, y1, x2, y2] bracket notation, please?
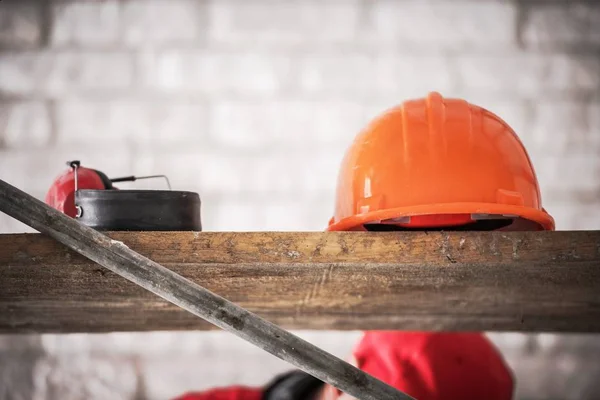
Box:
[263, 370, 324, 400]
[92, 169, 114, 189]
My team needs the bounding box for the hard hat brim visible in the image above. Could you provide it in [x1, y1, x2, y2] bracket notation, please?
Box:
[327, 203, 555, 232]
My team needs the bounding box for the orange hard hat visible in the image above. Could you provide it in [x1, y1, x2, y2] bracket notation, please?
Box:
[327, 92, 554, 232]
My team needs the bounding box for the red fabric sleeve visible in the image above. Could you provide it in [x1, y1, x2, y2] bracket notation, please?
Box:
[173, 386, 263, 400]
[352, 331, 514, 400]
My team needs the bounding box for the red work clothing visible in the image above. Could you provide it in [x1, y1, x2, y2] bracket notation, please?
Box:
[175, 387, 262, 400]
[174, 331, 514, 400]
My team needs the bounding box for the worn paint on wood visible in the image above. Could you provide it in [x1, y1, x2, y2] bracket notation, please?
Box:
[1, 231, 599, 333]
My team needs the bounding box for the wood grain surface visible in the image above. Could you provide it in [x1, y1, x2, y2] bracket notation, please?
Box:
[1, 231, 599, 333]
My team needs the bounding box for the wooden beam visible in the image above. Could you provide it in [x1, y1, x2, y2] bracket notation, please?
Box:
[0, 231, 600, 333]
[1, 231, 599, 334]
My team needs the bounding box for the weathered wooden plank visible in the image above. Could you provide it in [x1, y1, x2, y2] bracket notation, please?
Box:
[1, 231, 599, 333]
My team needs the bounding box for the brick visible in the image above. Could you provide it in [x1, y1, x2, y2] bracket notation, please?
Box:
[591, 6, 600, 45]
[211, 200, 268, 231]
[486, 333, 531, 355]
[589, 102, 600, 148]
[133, 152, 255, 196]
[570, 205, 600, 230]
[132, 149, 341, 199]
[0, 52, 40, 95]
[0, 150, 55, 196]
[208, 0, 360, 46]
[211, 198, 318, 231]
[132, 152, 239, 196]
[296, 54, 453, 98]
[146, 101, 209, 145]
[369, 1, 516, 50]
[503, 352, 600, 400]
[51, 1, 120, 46]
[209, 100, 368, 150]
[0, 335, 44, 354]
[454, 55, 538, 96]
[256, 151, 341, 196]
[55, 100, 137, 145]
[522, 2, 595, 49]
[0, 101, 52, 148]
[536, 155, 599, 194]
[0, 51, 134, 97]
[43, 51, 134, 96]
[0, 2, 41, 48]
[529, 101, 591, 155]
[296, 53, 373, 97]
[551, 54, 600, 92]
[0, 354, 39, 400]
[139, 51, 292, 96]
[55, 100, 207, 147]
[32, 357, 138, 400]
[535, 334, 600, 355]
[262, 199, 337, 231]
[455, 54, 600, 97]
[122, 0, 203, 45]
[544, 335, 600, 354]
[372, 55, 456, 97]
[41, 331, 249, 357]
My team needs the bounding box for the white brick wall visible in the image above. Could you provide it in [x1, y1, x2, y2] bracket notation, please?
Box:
[522, 2, 594, 49]
[208, 0, 362, 46]
[139, 51, 294, 96]
[369, 1, 517, 50]
[121, 0, 204, 45]
[51, 1, 121, 47]
[454, 53, 600, 97]
[0, 101, 52, 148]
[210, 100, 356, 148]
[0, 51, 135, 97]
[0, 2, 41, 49]
[0, 0, 599, 399]
[55, 99, 209, 147]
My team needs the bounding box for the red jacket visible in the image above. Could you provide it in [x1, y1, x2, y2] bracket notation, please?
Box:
[175, 331, 514, 400]
[175, 387, 262, 400]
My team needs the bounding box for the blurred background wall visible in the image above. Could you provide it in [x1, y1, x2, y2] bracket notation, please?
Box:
[0, 0, 599, 399]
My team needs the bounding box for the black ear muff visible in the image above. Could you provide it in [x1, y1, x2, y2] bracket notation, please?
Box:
[92, 169, 114, 189]
[263, 370, 324, 400]
[363, 219, 514, 232]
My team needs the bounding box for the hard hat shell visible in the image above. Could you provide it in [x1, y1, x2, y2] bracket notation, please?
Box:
[327, 92, 554, 232]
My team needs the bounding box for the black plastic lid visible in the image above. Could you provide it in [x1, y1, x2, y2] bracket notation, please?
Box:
[75, 189, 201, 231]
